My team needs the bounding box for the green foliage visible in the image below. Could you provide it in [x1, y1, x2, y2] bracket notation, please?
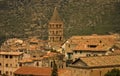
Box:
[0, 0, 120, 39]
[105, 69, 120, 76]
[51, 60, 58, 76]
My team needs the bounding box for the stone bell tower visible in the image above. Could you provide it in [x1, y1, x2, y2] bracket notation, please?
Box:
[48, 7, 64, 45]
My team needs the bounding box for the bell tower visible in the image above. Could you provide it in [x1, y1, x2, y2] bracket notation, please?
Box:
[48, 7, 64, 44]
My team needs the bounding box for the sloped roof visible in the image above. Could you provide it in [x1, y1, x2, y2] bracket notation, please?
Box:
[14, 67, 71, 76]
[14, 67, 52, 76]
[69, 34, 117, 45]
[67, 34, 117, 52]
[73, 55, 120, 67]
[49, 7, 63, 23]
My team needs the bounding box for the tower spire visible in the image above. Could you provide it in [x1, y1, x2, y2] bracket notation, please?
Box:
[49, 7, 62, 23]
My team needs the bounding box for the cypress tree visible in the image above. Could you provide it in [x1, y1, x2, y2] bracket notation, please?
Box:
[51, 60, 58, 76]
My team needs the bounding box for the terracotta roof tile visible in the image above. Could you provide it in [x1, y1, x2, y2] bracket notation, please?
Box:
[14, 67, 52, 76]
[14, 67, 70, 76]
[80, 55, 120, 67]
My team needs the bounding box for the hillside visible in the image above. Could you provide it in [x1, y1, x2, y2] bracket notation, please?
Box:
[0, 0, 120, 40]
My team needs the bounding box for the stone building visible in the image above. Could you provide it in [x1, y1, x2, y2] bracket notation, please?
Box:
[18, 52, 65, 69]
[62, 34, 118, 60]
[14, 66, 71, 76]
[0, 52, 23, 76]
[48, 7, 64, 49]
[69, 54, 120, 76]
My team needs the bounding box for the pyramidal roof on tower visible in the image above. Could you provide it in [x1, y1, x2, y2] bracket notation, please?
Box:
[49, 7, 63, 23]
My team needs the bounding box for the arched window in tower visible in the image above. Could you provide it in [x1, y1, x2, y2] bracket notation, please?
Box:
[36, 62, 39, 66]
[56, 24, 59, 28]
[52, 31, 54, 35]
[59, 24, 62, 28]
[59, 37, 62, 41]
[56, 31, 58, 35]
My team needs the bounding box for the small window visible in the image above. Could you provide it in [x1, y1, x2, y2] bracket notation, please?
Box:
[94, 54, 98, 56]
[68, 44, 70, 48]
[10, 55, 13, 59]
[88, 45, 97, 48]
[33, 56, 36, 58]
[6, 64, 8, 67]
[80, 51, 82, 54]
[10, 71, 12, 75]
[86, 54, 91, 57]
[74, 51, 77, 54]
[59, 24, 62, 28]
[10, 64, 12, 67]
[6, 71, 8, 75]
[5, 55, 8, 58]
[19, 63, 22, 67]
[0, 70, 1, 74]
[56, 24, 59, 28]
[36, 62, 39, 66]
[100, 40, 102, 43]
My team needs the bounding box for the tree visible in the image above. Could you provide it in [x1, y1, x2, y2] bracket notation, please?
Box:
[51, 60, 58, 76]
[105, 69, 120, 76]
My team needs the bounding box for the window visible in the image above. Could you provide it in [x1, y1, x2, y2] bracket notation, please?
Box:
[19, 63, 22, 67]
[88, 45, 97, 48]
[0, 70, 1, 75]
[68, 44, 70, 48]
[10, 55, 13, 59]
[6, 71, 8, 75]
[10, 71, 12, 75]
[59, 24, 62, 28]
[99, 40, 102, 43]
[10, 64, 12, 67]
[5, 55, 8, 58]
[33, 56, 36, 58]
[86, 54, 91, 57]
[6, 64, 8, 67]
[56, 31, 58, 34]
[80, 51, 82, 54]
[36, 62, 39, 66]
[59, 37, 62, 41]
[74, 51, 77, 54]
[56, 24, 59, 28]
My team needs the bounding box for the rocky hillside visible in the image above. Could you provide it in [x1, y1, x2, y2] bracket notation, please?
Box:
[0, 0, 120, 40]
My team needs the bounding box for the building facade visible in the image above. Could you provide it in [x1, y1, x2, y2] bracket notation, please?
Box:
[69, 54, 120, 76]
[62, 34, 118, 60]
[0, 52, 23, 76]
[48, 7, 64, 46]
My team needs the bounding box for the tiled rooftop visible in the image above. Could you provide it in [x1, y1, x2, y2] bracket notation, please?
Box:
[80, 54, 120, 67]
[74, 42, 112, 51]
[67, 34, 118, 52]
[69, 34, 117, 45]
[14, 67, 71, 76]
